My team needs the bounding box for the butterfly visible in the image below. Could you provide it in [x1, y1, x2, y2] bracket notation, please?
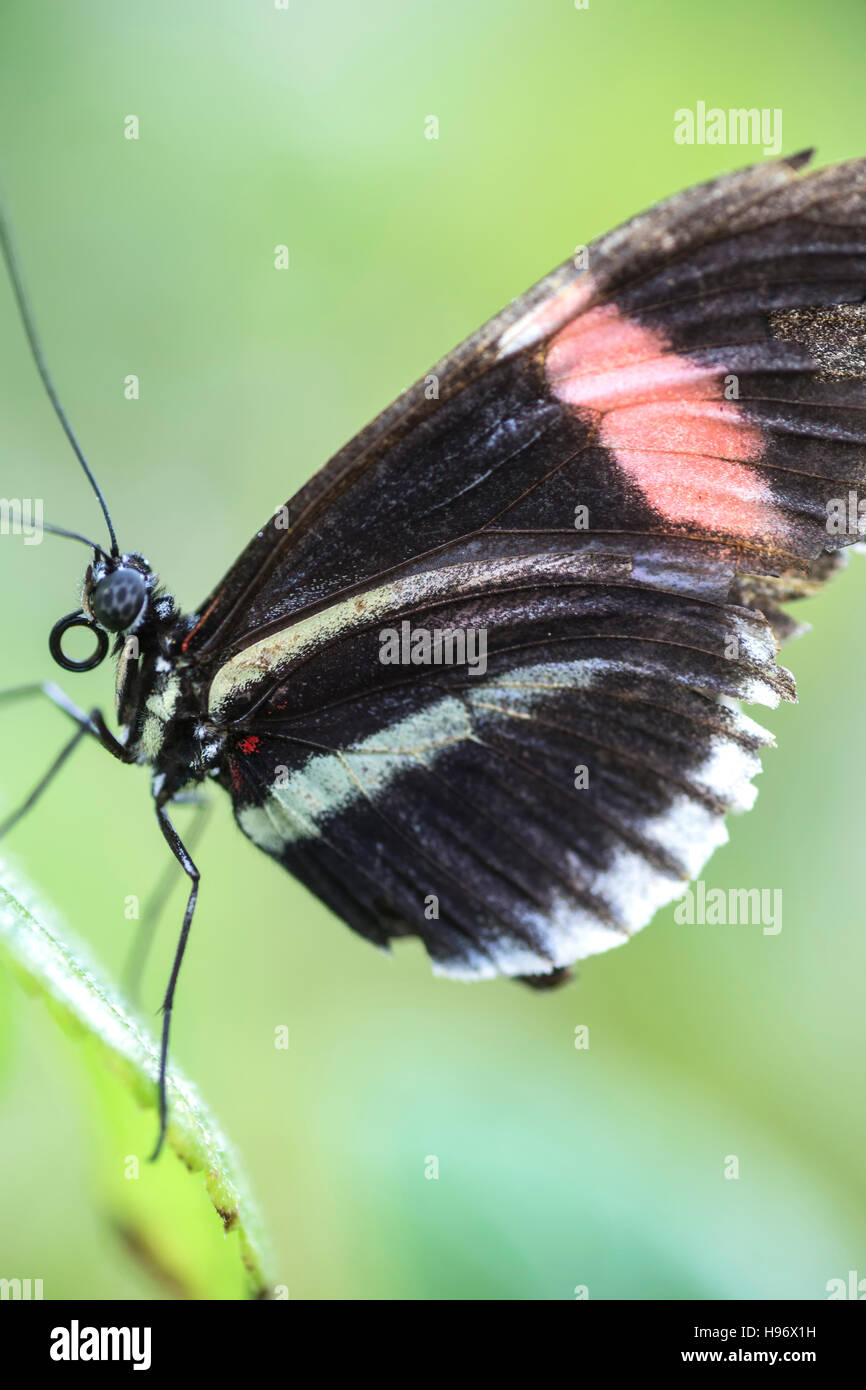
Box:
[2, 150, 865, 1156]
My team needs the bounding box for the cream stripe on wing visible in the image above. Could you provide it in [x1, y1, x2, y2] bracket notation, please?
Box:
[208, 552, 626, 717]
[239, 654, 776, 851]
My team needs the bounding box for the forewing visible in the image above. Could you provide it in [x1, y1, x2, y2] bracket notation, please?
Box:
[186, 151, 866, 668]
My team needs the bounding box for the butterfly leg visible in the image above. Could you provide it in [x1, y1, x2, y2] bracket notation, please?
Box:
[0, 723, 90, 839]
[124, 795, 211, 1004]
[150, 801, 201, 1161]
[0, 682, 132, 837]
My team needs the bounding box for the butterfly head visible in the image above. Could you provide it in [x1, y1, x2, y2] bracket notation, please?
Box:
[86, 554, 151, 632]
[49, 552, 156, 673]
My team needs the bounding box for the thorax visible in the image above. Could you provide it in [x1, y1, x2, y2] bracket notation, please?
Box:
[114, 608, 227, 801]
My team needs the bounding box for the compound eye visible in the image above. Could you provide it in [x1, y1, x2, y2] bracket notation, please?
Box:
[90, 567, 148, 632]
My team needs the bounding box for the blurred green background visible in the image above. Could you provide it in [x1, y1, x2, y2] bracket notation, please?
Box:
[1, 0, 865, 1300]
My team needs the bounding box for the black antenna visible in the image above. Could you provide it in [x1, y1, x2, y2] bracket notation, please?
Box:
[0, 198, 119, 557]
[42, 521, 111, 561]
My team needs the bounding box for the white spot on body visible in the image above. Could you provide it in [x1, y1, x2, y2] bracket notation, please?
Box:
[140, 674, 182, 761]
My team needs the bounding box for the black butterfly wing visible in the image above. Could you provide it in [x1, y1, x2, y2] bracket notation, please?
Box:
[192, 152, 866, 980]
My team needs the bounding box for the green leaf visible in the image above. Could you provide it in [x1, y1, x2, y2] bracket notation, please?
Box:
[0, 863, 274, 1300]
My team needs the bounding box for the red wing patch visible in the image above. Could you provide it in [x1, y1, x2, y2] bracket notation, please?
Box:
[545, 300, 775, 543]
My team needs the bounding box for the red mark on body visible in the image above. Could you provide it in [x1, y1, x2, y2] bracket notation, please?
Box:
[228, 757, 243, 793]
[546, 300, 773, 541]
[181, 592, 223, 653]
